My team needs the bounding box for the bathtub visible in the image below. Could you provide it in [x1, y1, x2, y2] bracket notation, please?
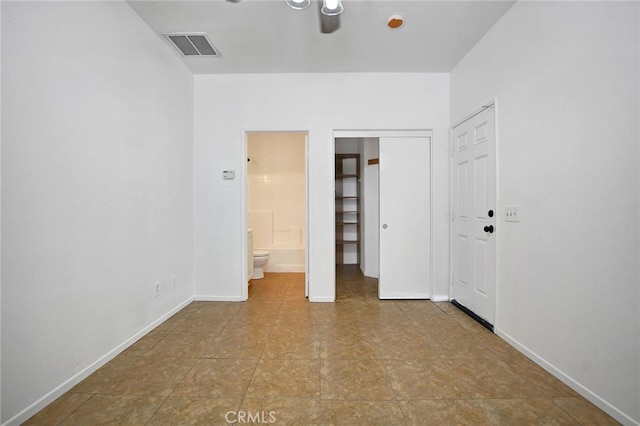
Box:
[260, 247, 306, 273]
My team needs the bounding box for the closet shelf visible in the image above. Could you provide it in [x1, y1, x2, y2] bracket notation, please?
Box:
[335, 153, 361, 266]
[336, 239, 361, 245]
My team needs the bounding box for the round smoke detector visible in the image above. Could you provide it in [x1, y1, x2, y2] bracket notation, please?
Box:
[387, 15, 404, 29]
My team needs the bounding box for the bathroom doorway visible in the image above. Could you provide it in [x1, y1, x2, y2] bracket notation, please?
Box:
[245, 132, 308, 300]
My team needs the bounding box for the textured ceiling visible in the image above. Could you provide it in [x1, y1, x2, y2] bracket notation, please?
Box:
[128, 0, 515, 74]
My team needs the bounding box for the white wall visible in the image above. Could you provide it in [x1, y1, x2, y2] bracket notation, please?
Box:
[451, 2, 639, 423]
[194, 73, 449, 302]
[0, 2, 3, 421]
[1, 2, 194, 423]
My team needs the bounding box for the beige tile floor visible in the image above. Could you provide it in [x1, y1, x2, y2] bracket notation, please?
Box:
[26, 266, 618, 425]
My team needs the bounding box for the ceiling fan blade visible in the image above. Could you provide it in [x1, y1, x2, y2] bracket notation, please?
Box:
[319, 9, 341, 33]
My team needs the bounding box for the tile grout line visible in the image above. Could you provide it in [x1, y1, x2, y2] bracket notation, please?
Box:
[234, 289, 284, 420]
[144, 302, 208, 425]
[54, 393, 97, 425]
[391, 299, 411, 426]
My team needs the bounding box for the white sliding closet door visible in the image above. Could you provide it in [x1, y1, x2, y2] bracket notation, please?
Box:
[379, 136, 431, 299]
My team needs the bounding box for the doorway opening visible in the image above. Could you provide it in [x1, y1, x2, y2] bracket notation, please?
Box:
[334, 137, 379, 298]
[245, 132, 308, 301]
[333, 130, 432, 300]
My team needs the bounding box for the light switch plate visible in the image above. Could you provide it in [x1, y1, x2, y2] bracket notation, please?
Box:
[504, 206, 520, 222]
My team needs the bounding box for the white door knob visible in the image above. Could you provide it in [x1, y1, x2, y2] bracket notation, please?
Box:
[382, 224, 388, 229]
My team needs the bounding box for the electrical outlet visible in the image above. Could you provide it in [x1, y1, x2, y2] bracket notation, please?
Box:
[505, 206, 520, 222]
[154, 281, 161, 297]
[171, 274, 177, 288]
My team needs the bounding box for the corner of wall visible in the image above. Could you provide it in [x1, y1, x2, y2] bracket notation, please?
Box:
[431, 295, 450, 303]
[0, 1, 3, 421]
[496, 327, 639, 426]
[1, 298, 193, 426]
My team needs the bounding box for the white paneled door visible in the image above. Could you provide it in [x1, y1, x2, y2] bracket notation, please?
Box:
[379, 137, 431, 299]
[451, 106, 496, 326]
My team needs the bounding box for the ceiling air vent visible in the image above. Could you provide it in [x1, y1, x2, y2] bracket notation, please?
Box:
[163, 33, 220, 57]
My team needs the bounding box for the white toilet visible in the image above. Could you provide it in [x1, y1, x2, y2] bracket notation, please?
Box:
[252, 250, 270, 279]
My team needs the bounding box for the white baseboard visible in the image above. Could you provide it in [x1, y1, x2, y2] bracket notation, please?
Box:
[497, 328, 638, 426]
[3, 297, 194, 426]
[431, 294, 450, 302]
[309, 296, 335, 302]
[194, 295, 245, 302]
[379, 292, 430, 299]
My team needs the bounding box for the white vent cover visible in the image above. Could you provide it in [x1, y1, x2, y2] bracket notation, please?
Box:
[163, 33, 220, 57]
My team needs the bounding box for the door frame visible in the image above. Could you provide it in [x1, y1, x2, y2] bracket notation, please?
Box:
[332, 129, 433, 298]
[241, 130, 310, 300]
[449, 99, 499, 327]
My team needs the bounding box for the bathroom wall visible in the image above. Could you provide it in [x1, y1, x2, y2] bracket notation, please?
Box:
[247, 133, 305, 271]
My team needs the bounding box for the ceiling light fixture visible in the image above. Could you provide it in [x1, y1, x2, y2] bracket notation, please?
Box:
[321, 0, 344, 16]
[286, 0, 311, 10]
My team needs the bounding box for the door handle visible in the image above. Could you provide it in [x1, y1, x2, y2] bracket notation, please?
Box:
[382, 224, 388, 229]
[483, 225, 494, 233]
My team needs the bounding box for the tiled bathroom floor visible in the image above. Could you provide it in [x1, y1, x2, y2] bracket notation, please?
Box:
[25, 266, 618, 425]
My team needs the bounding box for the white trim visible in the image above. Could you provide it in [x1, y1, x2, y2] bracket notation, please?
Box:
[431, 294, 450, 302]
[304, 133, 310, 298]
[429, 135, 434, 302]
[331, 136, 337, 273]
[497, 327, 638, 426]
[194, 295, 245, 302]
[309, 296, 334, 303]
[379, 292, 430, 300]
[241, 130, 249, 301]
[334, 129, 432, 139]
[2, 297, 194, 426]
[448, 125, 454, 302]
[451, 100, 495, 129]
[492, 98, 501, 331]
